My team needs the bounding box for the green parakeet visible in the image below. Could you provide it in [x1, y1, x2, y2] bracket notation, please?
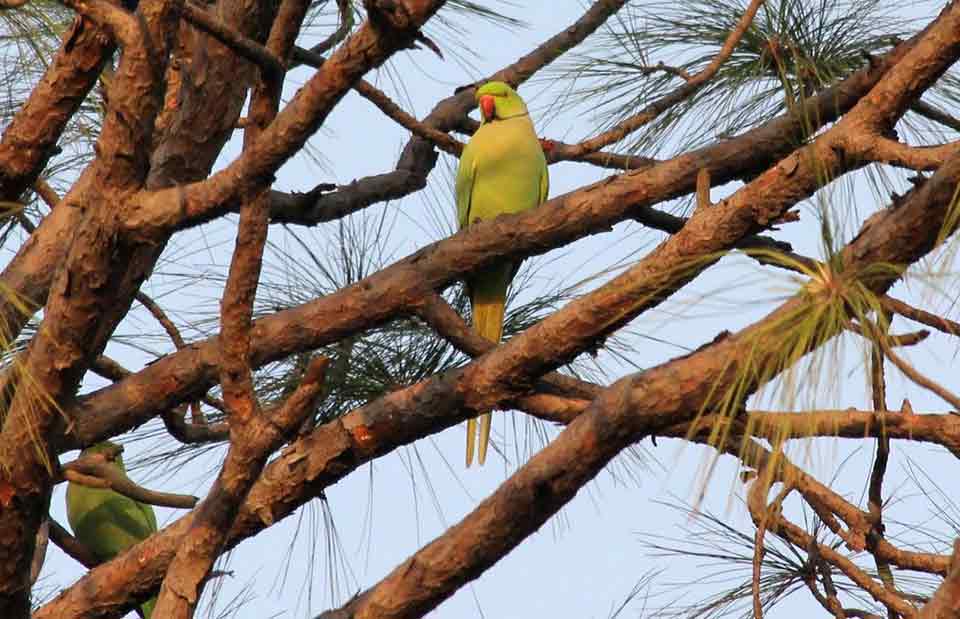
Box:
[66, 442, 158, 618]
[456, 81, 549, 466]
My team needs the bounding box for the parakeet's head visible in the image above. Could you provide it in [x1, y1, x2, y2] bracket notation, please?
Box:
[80, 441, 125, 468]
[475, 81, 528, 124]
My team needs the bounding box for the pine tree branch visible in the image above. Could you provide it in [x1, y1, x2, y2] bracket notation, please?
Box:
[123, 0, 449, 239]
[64, 13, 958, 456]
[39, 73, 960, 618]
[180, 0, 285, 79]
[547, 0, 766, 162]
[268, 0, 631, 225]
[292, 45, 464, 155]
[0, 0, 184, 605]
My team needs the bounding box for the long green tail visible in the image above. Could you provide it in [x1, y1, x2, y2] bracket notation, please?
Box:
[466, 263, 511, 466]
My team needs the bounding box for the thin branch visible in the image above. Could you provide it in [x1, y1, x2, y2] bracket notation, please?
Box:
[867, 312, 897, 617]
[548, 0, 766, 161]
[312, 0, 353, 54]
[748, 469, 793, 619]
[911, 99, 960, 133]
[808, 537, 849, 619]
[180, 0, 285, 80]
[292, 45, 464, 155]
[61, 454, 199, 509]
[880, 296, 960, 337]
[869, 322, 960, 411]
[48, 519, 98, 569]
[847, 321, 930, 347]
[135, 291, 187, 349]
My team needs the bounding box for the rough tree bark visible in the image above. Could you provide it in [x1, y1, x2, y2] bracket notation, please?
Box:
[0, 0, 958, 618]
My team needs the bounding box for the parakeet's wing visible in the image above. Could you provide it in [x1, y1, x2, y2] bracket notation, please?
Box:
[539, 157, 549, 206]
[134, 498, 158, 533]
[66, 485, 157, 560]
[456, 139, 478, 230]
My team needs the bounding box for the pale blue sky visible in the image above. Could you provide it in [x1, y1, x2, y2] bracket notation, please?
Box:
[36, 2, 960, 617]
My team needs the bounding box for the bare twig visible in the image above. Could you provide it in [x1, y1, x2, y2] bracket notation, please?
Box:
[880, 296, 960, 337]
[180, 0, 285, 80]
[548, 0, 766, 161]
[135, 291, 187, 349]
[61, 454, 199, 509]
[808, 540, 849, 619]
[911, 99, 960, 133]
[867, 312, 897, 618]
[847, 321, 930, 347]
[748, 468, 793, 619]
[293, 46, 464, 155]
[48, 519, 98, 569]
[312, 0, 353, 55]
[864, 319, 960, 411]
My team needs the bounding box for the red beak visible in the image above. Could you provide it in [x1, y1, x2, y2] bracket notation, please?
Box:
[479, 95, 495, 121]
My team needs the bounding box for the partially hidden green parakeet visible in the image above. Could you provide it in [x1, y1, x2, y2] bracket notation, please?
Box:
[66, 441, 158, 618]
[456, 81, 549, 466]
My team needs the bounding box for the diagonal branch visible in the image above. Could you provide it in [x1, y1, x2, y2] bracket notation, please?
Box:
[122, 0, 449, 239]
[269, 0, 631, 225]
[67, 24, 934, 449]
[36, 131, 960, 616]
[180, 0, 286, 79]
[292, 45, 464, 155]
[548, 0, 766, 162]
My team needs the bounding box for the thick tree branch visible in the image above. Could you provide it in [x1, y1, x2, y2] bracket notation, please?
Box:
[65, 21, 936, 450]
[122, 0, 448, 238]
[918, 541, 960, 618]
[0, 0, 183, 607]
[40, 70, 960, 617]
